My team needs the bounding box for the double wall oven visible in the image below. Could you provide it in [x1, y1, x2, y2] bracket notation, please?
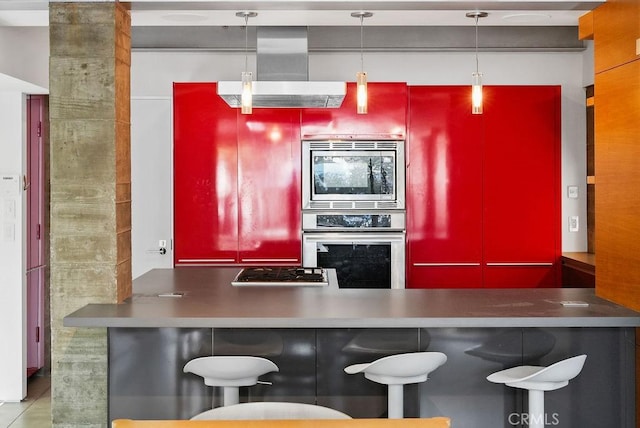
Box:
[301, 140, 406, 289]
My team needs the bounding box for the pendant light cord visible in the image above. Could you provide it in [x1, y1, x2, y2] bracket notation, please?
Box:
[474, 15, 479, 74]
[244, 14, 249, 73]
[359, 15, 364, 72]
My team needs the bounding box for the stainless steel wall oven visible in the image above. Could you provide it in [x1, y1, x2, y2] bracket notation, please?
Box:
[301, 140, 406, 288]
[302, 140, 405, 210]
[302, 212, 405, 289]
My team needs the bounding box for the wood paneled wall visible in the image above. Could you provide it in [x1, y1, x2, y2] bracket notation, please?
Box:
[581, 4, 640, 424]
[584, 0, 640, 311]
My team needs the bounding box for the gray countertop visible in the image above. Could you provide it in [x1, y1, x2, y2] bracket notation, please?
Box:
[63, 267, 640, 329]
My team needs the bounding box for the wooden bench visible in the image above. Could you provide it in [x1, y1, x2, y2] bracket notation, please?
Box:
[112, 418, 451, 428]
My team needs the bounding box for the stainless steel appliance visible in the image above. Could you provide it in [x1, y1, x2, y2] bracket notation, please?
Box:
[302, 212, 405, 289]
[231, 266, 336, 287]
[302, 140, 405, 210]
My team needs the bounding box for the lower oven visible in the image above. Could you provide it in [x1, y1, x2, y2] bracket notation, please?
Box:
[301, 212, 405, 289]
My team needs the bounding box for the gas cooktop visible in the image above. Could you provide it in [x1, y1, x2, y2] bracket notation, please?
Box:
[231, 267, 329, 287]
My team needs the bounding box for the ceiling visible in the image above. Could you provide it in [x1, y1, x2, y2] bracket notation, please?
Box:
[0, 1, 601, 27]
[0, 1, 600, 51]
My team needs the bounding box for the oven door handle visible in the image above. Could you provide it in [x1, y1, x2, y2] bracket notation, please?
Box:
[302, 232, 405, 243]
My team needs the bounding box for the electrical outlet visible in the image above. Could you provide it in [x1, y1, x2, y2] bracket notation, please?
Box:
[569, 216, 579, 232]
[3, 223, 15, 242]
[567, 185, 579, 199]
[3, 199, 15, 218]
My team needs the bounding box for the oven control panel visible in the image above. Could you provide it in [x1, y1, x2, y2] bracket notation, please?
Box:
[302, 211, 405, 231]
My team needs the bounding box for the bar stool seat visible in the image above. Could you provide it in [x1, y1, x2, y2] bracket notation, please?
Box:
[344, 352, 447, 418]
[486, 354, 587, 428]
[191, 402, 352, 420]
[184, 356, 279, 407]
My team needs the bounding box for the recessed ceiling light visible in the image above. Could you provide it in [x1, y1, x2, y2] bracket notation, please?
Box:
[502, 13, 552, 24]
[162, 12, 209, 23]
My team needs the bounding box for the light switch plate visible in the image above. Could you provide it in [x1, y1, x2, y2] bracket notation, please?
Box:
[3, 223, 15, 242]
[569, 216, 579, 232]
[567, 185, 579, 199]
[0, 176, 20, 197]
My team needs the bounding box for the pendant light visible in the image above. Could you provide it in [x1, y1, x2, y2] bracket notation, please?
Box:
[237, 11, 257, 114]
[351, 11, 373, 114]
[466, 11, 488, 115]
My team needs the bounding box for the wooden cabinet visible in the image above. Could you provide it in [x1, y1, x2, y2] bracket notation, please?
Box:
[483, 86, 561, 288]
[406, 86, 483, 288]
[593, 0, 640, 73]
[174, 83, 239, 265]
[237, 109, 302, 265]
[594, 59, 640, 307]
[301, 82, 407, 139]
[174, 83, 302, 266]
[406, 86, 561, 288]
[561, 253, 595, 288]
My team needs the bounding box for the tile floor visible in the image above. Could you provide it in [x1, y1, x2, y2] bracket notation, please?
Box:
[0, 375, 51, 428]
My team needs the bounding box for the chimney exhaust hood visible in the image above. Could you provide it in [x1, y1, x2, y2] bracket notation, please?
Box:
[218, 27, 347, 109]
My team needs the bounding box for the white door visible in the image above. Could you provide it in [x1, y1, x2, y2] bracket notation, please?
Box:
[131, 98, 173, 279]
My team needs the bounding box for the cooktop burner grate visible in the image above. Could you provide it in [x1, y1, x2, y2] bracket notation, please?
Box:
[232, 267, 328, 286]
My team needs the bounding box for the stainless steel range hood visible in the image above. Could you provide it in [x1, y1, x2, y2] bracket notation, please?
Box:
[218, 27, 346, 109]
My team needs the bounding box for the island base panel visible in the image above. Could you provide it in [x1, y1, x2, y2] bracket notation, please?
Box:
[108, 327, 635, 426]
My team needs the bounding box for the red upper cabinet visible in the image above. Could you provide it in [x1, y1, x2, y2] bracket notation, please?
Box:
[173, 83, 239, 265]
[237, 109, 302, 265]
[301, 82, 407, 139]
[482, 86, 561, 288]
[406, 86, 483, 288]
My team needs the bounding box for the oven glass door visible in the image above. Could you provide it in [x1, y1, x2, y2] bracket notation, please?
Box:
[317, 242, 390, 288]
[311, 150, 396, 201]
[302, 233, 405, 289]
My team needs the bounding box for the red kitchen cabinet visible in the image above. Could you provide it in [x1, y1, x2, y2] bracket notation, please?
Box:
[174, 83, 302, 266]
[237, 109, 302, 265]
[406, 85, 561, 289]
[301, 82, 407, 139]
[482, 86, 561, 288]
[174, 83, 239, 265]
[406, 86, 483, 288]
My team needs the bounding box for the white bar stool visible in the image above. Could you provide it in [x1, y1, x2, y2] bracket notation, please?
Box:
[344, 351, 447, 419]
[183, 356, 279, 408]
[486, 354, 587, 428]
[191, 402, 352, 420]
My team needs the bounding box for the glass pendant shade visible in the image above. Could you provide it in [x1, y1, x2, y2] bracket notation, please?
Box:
[471, 72, 483, 115]
[241, 71, 253, 115]
[356, 71, 368, 114]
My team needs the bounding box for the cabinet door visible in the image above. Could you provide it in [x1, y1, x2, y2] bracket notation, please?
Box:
[593, 0, 640, 73]
[301, 82, 407, 139]
[173, 83, 239, 265]
[594, 60, 640, 303]
[483, 86, 561, 288]
[237, 108, 302, 265]
[406, 86, 483, 288]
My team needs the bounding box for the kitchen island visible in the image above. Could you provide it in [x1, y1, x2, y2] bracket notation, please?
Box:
[64, 268, 640, 426]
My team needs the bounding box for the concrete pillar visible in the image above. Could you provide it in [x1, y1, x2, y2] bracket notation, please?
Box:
[49, 2, 131, 426]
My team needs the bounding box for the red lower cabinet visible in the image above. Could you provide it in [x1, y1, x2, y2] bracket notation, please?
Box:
[238, 109, 302, 265]
[406, 85, 561, 288]
[406, 86, 483, 288]
[174, 83, 239, 265]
